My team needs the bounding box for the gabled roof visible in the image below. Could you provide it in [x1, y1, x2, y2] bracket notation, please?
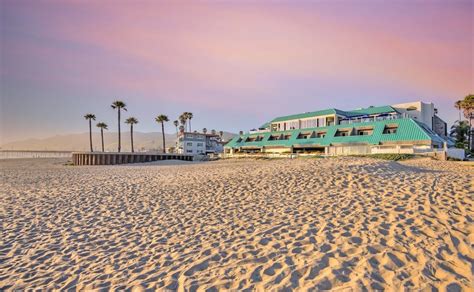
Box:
[270, 105, 398, 123]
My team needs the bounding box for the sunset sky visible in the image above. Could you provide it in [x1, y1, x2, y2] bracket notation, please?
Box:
[1, 0, 472, 143]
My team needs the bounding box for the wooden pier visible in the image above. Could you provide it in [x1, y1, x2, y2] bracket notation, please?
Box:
[72, 152, 193, 165]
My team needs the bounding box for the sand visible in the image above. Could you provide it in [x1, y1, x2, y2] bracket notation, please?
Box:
[1, 157, 473, 290]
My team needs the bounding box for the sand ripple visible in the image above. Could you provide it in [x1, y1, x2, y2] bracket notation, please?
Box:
[0, 157, 473, 290]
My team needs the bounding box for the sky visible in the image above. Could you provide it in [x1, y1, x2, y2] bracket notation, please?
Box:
[1, 0, 472, 144]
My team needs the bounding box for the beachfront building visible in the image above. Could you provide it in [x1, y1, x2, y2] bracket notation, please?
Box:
[225, 101, 450, 156]
[177, 131, 224, 155]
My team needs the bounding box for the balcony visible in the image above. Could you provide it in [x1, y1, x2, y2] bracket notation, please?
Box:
[339, 113, 406, 125]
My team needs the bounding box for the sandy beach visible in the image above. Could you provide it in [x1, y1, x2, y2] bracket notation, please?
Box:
[1, 157, 472, 290]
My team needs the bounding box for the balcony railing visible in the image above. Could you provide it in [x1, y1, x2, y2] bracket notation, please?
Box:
[339, 113, 407, 125]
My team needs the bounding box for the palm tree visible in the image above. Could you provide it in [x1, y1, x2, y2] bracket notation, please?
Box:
[173, 120, 179, 137]
[450, 120, 469, 149]
[454, 94, 474, 151]
[125, 117, 138, 153]
[186, 112, 194, 132]
[455, 100, 463, 121]
[211, 129, 216, 135]
[202, 128, 207, 134]
[179, 114, 187, 131]
[84, 114, 96, 152]
[96, 122, 108, 152]
[219, 130, 224, 138]
[155, 114, 169, 153]
[111, 100, 127, 152]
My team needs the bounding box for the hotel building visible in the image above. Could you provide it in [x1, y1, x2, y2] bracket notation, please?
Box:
[225, 101, 450, 156]
[177, 132, 224, 155]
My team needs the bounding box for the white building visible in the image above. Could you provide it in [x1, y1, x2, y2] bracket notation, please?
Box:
[177, 132, 224, 155]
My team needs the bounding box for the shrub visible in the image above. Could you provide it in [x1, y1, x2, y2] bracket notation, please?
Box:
[350, 154, 415, 161]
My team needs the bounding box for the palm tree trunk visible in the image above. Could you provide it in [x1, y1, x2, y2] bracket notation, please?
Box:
[161, 122, 166, 153]
[101, 128, 104, 152]
[189, 118, 192, 132]
[118, 109, 121, 153]
[469, 114, 473, 151]
[89, 119, 93, 152]
[131, 124, 134, 153]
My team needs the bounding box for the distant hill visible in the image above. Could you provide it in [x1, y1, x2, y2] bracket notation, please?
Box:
[0, 131, 237, 152]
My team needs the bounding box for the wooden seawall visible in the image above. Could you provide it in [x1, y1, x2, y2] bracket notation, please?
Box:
[72, 152, 193, 165]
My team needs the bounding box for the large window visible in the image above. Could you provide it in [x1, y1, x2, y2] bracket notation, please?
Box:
[245, 136, 256, 142]
[383, 125, 398, 134]
[335, 129, 351, 137]
[356, 127, 374, 136]
[317, 118, 325, 127]
[287, 120, 299, 130]
[186, 142, 193, 146]
[297, 131, 314, 139]
[316, 131, 326, 138]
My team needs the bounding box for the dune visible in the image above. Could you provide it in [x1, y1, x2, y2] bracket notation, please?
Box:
[0, 157, 472, 290]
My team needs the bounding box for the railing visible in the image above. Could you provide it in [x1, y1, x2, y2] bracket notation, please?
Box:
[0, 150, 72, 159]
[339, 113, 407, 125]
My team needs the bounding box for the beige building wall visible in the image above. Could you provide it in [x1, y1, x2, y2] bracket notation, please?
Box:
[392, 101, 435, 129]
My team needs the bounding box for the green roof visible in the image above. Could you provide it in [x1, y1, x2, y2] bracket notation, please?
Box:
[225, 118, 444, 149]
[343, 105, 397, 116]
[271, 109, 338, 123]
[270, 105, 398, 123]
[259, 122, 270, 129]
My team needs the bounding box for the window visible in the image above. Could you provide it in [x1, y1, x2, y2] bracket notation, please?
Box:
[197, 143, 203, 147]
[301, 119, 317, 129]
[297, 132, 313, 139]
[316, 131, 326, 138]
[245, 136, 256, 142]
[355, 127, 373, 136]
[268, 134, 281, 141]
[247, 135, 264, 142]
[186, 149, 193, 153]
[186, 142, 193, 146]
[326, 117, 335, 126]
[286, 120, 299, 130]
[317, 117, 325, 127]
[383, 125, 398, 134]
[335, 129, 351, 137]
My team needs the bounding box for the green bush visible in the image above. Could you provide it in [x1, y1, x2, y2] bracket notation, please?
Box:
[350, 154, 415, 161]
